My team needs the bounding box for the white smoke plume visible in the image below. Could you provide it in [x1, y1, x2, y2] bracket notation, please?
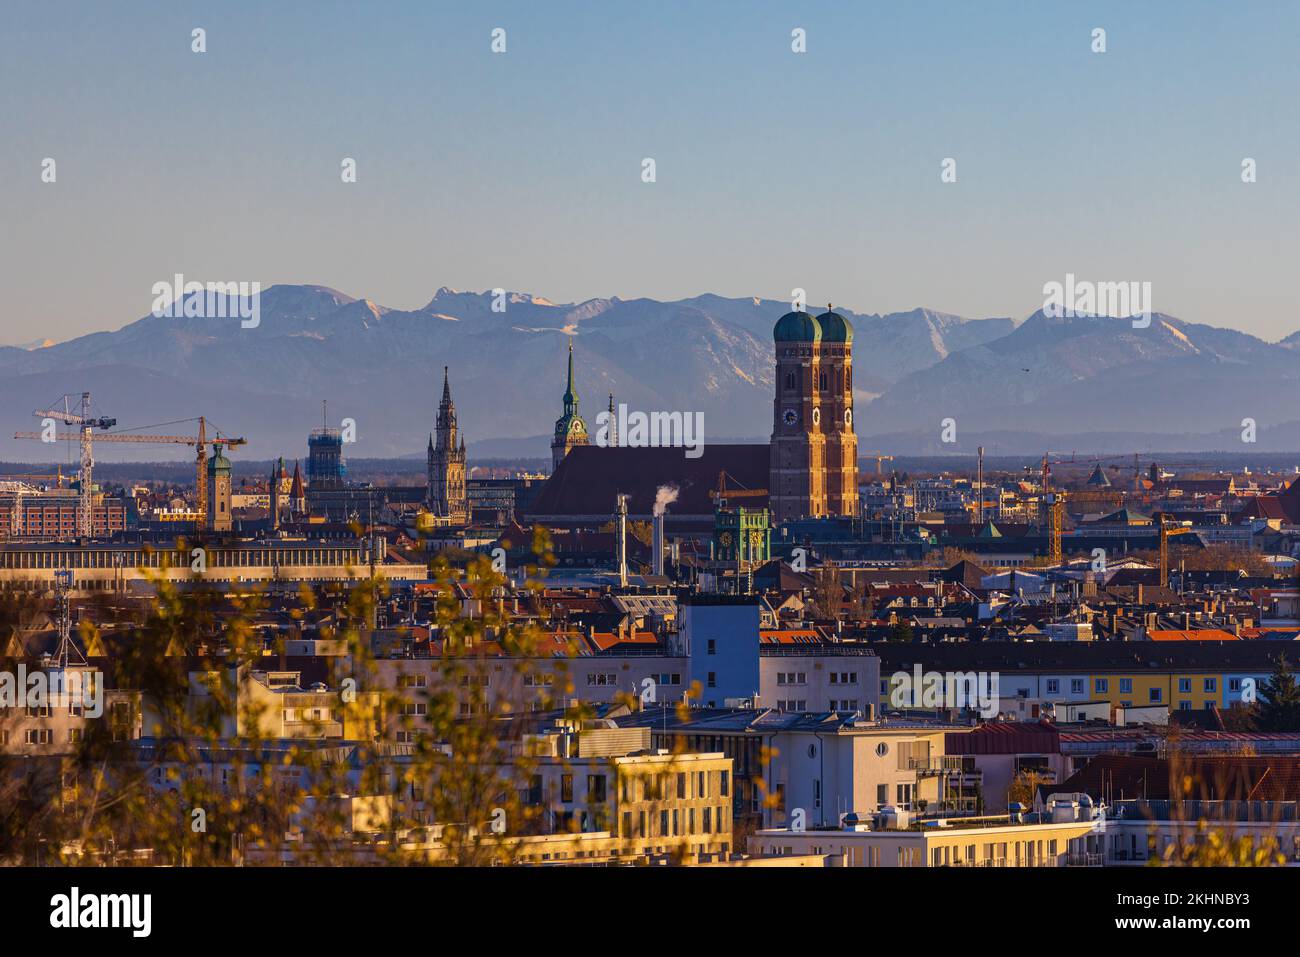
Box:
[652, 484, 679, 517]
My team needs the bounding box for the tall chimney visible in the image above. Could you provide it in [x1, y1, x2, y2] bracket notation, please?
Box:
[653, 511, 665, 577]
[616, 493, 629, 587]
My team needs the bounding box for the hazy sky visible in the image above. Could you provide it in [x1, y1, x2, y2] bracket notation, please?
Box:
[4, 0, 1298, 344]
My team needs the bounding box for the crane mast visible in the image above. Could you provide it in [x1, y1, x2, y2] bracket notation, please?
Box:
[29, 393, 116, 539]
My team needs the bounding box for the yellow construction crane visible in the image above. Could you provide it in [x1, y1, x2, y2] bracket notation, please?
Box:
[1037, 453, 1067, 565]
[862, 451, 894, 476]
[15, 407, 246, 533]
[1046, 492, 1066, 566]
[709, 471, 767, 509]
[1158, 516, 1192, 588]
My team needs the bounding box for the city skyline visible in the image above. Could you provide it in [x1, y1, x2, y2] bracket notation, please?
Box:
[3, 1, 1299, 912]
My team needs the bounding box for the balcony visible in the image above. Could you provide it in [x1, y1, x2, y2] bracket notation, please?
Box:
[284, 720, 344, 738]
[908, 756, 969, 776]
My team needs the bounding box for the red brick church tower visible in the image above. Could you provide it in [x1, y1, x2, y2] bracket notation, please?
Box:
[768, 306, 858, 524]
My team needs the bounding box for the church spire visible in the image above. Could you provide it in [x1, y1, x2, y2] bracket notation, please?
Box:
[563, 338, 578, 412]
[442, 365, 452, 403]
[552, 337, 590, 471]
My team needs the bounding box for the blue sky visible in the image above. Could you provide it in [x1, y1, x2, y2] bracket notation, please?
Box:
[3, 0, 1298, 343]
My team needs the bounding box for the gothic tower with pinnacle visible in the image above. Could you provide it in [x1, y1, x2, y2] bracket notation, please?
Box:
[427, 366, 468, 523]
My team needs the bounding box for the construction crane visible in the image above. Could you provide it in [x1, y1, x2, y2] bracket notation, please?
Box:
[0, 468, 67, 537]
[15, 404, 246, 535]
[709, 471, 767, 509]
[862, 451, 894, 476]
[1046, 491, 1066, 566]
[0, 467, 65, 486]
[1035, 453, 1067, 564]
[18, 394, 116, 538]
[1158, 516, 1193, 588]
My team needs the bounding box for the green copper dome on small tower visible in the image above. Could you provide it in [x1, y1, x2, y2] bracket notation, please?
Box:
[817, 304, 853, 343]
[551, 337, 590, 470]
[773, 310, 821, 343]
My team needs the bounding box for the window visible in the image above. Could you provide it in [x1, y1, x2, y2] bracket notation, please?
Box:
[703, 807, 713, 833]
[1070, 679, 1084, 695]
[1178, 678, 1191, 693]
[707, 672, 716, 688]
[561, 774, 573, 803]
[707, 639, 716, 655]
[1120, 678, 1133, 693]
[1229, 678, 1243, 692]
[1204, 678, 1217, 693]
[26, 729, 53, 745]
[720, 770, 730, 798]
[1046, 679, 1060, 694]
[1095, 678, 1109, 693]
[1149, 688, 1162, 703]
[1179, 701, 1191, 711]
[676, 773, 686, 799]
[587, 774, 607, 804]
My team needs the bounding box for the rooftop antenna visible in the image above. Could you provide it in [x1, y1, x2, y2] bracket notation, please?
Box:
[322, 400, 328, 430]
[54, 569, 87, 668]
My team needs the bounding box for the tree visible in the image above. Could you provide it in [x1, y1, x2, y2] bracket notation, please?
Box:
[888, 620, 914, 643]
[1007, 770, 1049, 809]
[1254, 657, 1300, 732]
[810, 562, 844, 620]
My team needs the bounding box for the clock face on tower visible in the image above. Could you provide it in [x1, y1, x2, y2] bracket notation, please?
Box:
[782, 408, 797, 426]
[812, 407, 821, 426]
[845, 408, 853, 427]
[571, 420, 584, 435]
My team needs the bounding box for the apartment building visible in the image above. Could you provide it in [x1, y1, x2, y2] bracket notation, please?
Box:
[751, 804, 1098, 867]
[875, 641, 1299, 720]
[614, 707, 970, 830]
